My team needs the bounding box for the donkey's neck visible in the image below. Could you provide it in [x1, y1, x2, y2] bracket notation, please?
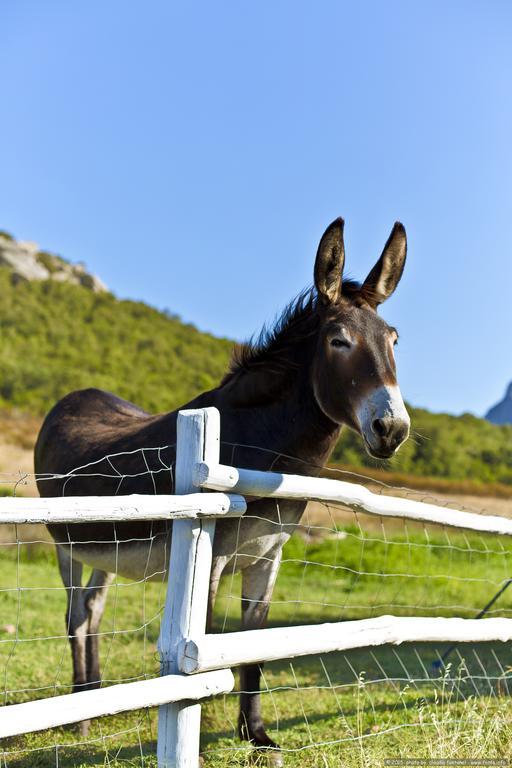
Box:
[216, 368, 341, 475]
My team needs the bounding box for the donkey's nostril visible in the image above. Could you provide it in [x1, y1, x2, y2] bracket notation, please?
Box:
[372, 418, 387, 437]
[395, 424, 409, 444]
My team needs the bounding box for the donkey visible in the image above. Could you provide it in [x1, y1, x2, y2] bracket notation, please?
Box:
[34, 218, 410, 760]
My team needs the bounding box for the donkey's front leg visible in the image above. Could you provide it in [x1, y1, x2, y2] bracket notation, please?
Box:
[239, 547, 283, 765]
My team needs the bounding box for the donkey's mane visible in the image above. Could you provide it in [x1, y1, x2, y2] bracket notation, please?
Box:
[222, 278, 362, 383]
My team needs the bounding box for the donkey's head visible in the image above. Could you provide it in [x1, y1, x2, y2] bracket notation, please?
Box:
[312, 218, 410, 458]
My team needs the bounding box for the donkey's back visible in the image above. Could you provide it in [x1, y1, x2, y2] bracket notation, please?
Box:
[34, 387, 186, 577]
[35, 387, 169, 493]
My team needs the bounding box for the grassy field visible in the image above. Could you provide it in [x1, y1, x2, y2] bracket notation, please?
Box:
[1, 513, 512, 767]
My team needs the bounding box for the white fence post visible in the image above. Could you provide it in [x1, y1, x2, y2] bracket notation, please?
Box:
[157, 407, 220, 768]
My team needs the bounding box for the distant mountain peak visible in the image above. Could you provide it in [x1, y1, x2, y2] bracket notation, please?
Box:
[0, 230, 107, 293]
[485, 381, 512, 425]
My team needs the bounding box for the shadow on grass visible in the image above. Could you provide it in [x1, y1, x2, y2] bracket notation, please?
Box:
[1, 720, 157, 768]
[1, 742, 157, 768]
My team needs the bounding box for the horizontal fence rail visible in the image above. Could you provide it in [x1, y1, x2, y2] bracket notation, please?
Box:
[0, 670, 234, 739]
[179, 616, 512, 674]
[195, 462, 512, 535]
[0, 491, 246, 524]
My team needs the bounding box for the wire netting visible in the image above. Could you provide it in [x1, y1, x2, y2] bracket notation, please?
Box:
[1, 443, 512, 766]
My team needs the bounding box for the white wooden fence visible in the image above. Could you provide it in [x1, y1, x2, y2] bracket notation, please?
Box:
[1, 406, 512, 767]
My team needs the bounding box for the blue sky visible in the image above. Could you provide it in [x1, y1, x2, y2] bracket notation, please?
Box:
[1, 1, 511, 416]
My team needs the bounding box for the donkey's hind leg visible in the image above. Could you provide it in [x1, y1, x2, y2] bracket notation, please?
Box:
[57, 547, 113, 735]
[84, 568, 115, 689]
[57, 545, 88, 694]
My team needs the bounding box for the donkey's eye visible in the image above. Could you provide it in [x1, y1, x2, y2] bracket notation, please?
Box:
[331, 338, 351, 349]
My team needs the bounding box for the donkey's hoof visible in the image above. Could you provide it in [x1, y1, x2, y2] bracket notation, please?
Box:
[239, 718, 283, 765]
[251, 747, 284, 767]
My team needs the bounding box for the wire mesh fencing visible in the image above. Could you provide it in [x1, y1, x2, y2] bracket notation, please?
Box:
[0, 442, 512, 766]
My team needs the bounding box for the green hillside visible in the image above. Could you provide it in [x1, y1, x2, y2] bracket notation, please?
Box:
[0, 266, 232, 415]
[1, 263, 511, 486]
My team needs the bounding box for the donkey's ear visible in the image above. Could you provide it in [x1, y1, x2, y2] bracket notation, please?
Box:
[362, 222, 407, 307]
[314, 218, 345, 305]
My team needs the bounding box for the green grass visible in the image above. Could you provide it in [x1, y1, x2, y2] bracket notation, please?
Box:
[1, 524, 512, 766]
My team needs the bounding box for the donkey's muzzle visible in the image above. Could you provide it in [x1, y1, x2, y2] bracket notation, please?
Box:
[357, 384, 410, 459]
[369, 416, 410, 457]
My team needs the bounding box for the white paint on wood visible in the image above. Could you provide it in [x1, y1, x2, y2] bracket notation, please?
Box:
[195, 462, 512, 536]
[179, 615, 512, 674]
[0, 669, 234, 739]
[0, 492, 245, 524]
[158, 408, 221, 768]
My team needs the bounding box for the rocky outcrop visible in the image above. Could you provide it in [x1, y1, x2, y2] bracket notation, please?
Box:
[485, 382, 512, 425]
[0, 231, 107, 293]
